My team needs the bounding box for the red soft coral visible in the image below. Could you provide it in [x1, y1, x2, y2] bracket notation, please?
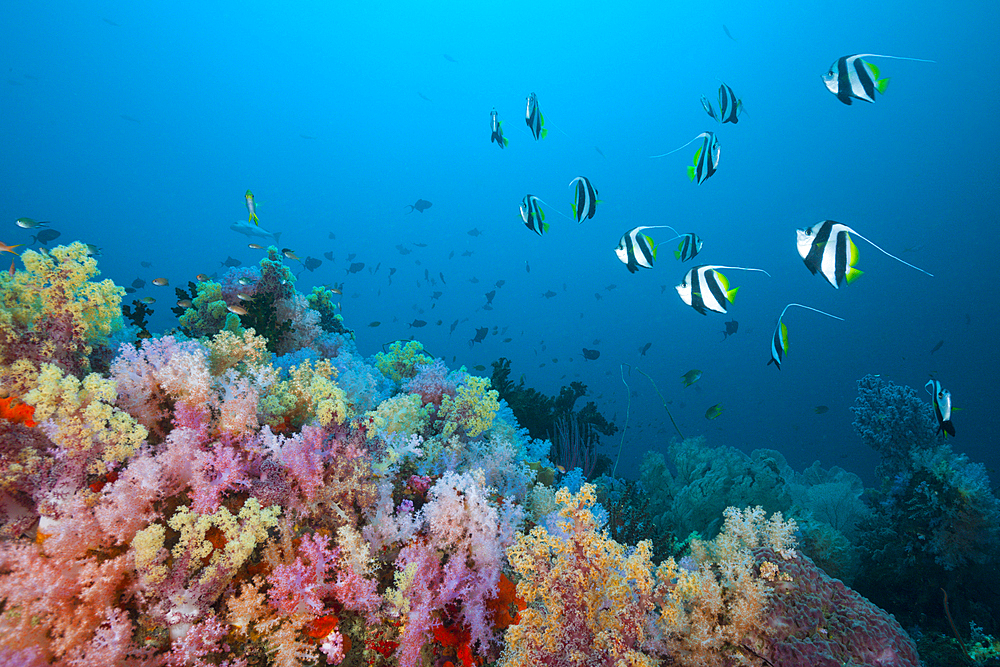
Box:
[0, 396, 36, 427]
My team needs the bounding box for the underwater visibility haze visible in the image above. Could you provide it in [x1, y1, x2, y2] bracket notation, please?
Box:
[1, 1, 999, 665]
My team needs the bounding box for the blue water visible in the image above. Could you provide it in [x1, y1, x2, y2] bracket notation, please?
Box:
[2, 1, 996, 484]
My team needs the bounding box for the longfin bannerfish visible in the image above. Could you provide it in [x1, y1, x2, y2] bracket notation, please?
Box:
[650, 132, 720, 184]
[569, 176, 598, 223]
[615, 226, 671, 273]
[925, 379, 955, 436]
[673, 232, 703, 262]
[520, 195, 548, 235]
[650, 225, 703, 262]
[701, 83, 743, 123]
[796, 220, 933, 289]
[525, 92, 547, 141]
[490, 107, 509, 148]
[675, 265, 770, 315]
[823, 54, 935, 105]
[245, 190, 259, 226]
[701, 95, 719, 122]
[716, 83, 743, 123]
[767, 303, 844, 370]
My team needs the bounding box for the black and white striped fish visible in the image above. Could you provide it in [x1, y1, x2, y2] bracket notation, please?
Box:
[925, 379, 955, 436]
[674, 232, 703, 262]
[615, 226, 670, 273]
[823, 54, 935, 105]
[525, 92, 546, 140]
[675, 265, 770, 315]
[716, 83, 743, 123]
[569, 176, 598, 223]
[796, 220, 933, 289]
[520, 195, 548, 235]
[767, 303, 843, 370]
[491, 107, 508, 148]
[702, 83, 743, 123]
[650, 132, 720, 184]
[689, 132, 720, 183]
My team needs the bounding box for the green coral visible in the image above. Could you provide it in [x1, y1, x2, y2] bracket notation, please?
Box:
[365, 393, 430, 437]
[374, 341, 431, 385]
[438, 375, 500, 439]
[177, 280, 234, 338]
[306, 285, 352, 336]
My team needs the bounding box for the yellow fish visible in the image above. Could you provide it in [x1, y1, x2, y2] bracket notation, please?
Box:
[245, 190, 259, 225]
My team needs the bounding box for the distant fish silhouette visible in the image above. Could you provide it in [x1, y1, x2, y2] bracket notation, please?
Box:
[406, 199, 433, 213]
[582, 348, 601, 360]
[443, 54, 457, 63]
[119, 114, 141, 124]
[417, 91, 432, 102]
[930, 339, 944, 354]
[723, 24, 737, 41]
[595, 146, 606, 158]
[722, 319, 739, 340]
[102, 17, 121, 26]
[30, 229, 61, 246]
[470, 326, 488, 347]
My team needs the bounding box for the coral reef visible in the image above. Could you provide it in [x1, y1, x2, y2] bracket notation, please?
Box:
[0, 244, 956, 666]
[851, 374, 938, 476]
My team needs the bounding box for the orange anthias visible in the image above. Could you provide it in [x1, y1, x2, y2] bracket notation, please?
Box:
[0, 242, 21, 255]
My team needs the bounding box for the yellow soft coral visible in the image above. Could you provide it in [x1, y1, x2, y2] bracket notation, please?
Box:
[656, 506, 798, 666]
[0, 242, 123, 374]
[133, 498, 280, 591]
[206, 328, 271, 377]
[373, 340, 431, 384]
[167, 497, 280, 584]
[502, 484, 659, 667]
[504, 492, 799, 667]
[23, 363, 147, 475]
[365, 393, 429, 438]
[438, 375, 499, 439]
[260, 358, 348, 430]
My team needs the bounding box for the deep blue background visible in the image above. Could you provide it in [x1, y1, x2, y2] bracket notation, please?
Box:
[3, 1, 997, 483]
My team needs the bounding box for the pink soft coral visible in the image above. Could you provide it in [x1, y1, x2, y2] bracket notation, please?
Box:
[268, 532, 338, 616]
[389, 470, 524, 667]
[403, 358, 457, 407]
[110, 336, 210, 438]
